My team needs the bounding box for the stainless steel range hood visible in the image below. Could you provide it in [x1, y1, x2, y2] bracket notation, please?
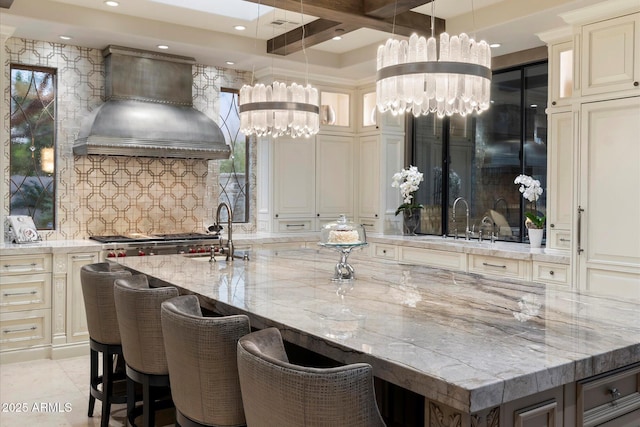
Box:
[74, 46, 230, 160]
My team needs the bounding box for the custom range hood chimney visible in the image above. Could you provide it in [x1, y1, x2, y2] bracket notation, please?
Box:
[74, 45, 230, 160]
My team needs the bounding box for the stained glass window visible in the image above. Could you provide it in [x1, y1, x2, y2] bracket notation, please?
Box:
[218, 88, 249, 223]
[10, 65, 56, 230]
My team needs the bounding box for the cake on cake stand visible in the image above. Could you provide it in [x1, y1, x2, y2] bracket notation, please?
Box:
[318, 215, 368, 281]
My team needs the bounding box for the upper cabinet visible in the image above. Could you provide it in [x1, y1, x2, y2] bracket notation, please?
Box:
[319, 88, 354, 133]
[358, 89, 404, 133]
[580, 12, 640, 97]
[550, 41, 574, 107]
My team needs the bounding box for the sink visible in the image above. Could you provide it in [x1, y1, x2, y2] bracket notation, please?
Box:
[183, 248, 251, 261]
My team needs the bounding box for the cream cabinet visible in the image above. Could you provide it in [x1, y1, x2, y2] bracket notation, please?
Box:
[546, 109, 575, 252]
[66, 252, 99, 343]
[468, 254, 530, 280]
[577, 96, 640, 300]
[580, 12, 640, 97]
[0, 253, 52, 362]
[273, 137, 316, 221]
[357, 132, 404, 234]
[271, 134, 354, 231]
[532, 261, 570, 287]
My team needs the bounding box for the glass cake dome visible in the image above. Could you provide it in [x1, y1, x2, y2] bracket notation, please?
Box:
[320, 214, 367, 246]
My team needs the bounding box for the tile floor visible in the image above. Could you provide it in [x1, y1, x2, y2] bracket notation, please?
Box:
[0, 356, 174, 426]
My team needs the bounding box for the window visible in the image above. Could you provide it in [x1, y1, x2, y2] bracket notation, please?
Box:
[218, 88, 249, 223]
[10, 65, 56, 230]
[410, 61, 548, 243]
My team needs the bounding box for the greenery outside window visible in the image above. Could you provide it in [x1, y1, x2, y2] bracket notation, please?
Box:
[10, 65, 56, 230]
[409, 61, 548, 243]
[218, 88, 249, 223]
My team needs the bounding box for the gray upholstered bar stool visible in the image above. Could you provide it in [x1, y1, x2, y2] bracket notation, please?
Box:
[113, 274, 179, 427]
[237, 327, 386, 427]
[80, 262, 133, 427]
[161, 294, 250, 427]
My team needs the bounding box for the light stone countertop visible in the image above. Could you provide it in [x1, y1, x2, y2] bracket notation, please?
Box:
[114, 248, 639, 414]
[0, 233, 569, 265]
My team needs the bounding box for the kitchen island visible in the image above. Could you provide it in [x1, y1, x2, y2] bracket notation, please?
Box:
[115, 248, 640, 426]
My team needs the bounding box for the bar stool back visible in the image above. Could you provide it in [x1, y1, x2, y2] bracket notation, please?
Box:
[80, 262, 132, 427]
[237, 327, 386, 427]
[114, 274, 178, 427]
[161, 294, 250, 427]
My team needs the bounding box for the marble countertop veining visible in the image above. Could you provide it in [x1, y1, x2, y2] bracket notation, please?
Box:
[0, 232, 569, 264]
[114, 248, 639, 414]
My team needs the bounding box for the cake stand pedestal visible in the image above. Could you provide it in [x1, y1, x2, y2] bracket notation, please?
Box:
[318, 242, 368, 281]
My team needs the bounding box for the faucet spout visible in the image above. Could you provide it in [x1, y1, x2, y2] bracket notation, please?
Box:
[452, 197, 470, 240]
[215, 202, 234, 261]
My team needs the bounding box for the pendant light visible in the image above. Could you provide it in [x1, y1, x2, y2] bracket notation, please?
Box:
[239, 0, 319, 138]
[376, 0, 492, 118]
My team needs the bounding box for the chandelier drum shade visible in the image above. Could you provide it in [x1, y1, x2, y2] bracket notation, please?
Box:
[376, 33, 492, 117]
[239, 82, 319, 138]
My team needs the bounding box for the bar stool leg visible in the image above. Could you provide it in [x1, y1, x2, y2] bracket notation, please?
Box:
[88, 347, 98, 417]
[100, 351, 114, 427]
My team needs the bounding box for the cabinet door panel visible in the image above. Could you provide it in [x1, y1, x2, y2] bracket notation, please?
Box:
[66, 252, 99, 343]
[581, 13, 640, 96]
[274, 138, 316, 217]
[316, 135, 353, 217]
[578, 97, 640, 299]
[547, 110, 574, 235]
[358, 135, 380, 219]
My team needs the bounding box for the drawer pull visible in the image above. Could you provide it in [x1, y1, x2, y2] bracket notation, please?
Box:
[3, 326, 37, 334]
[3, 262, 38, 270]
[482, 262, 506, 269]
[559, 238, 571, 242]
[3, 290, 37, 297]
[610, 387, 621, 402]
[285, 224, 305, 228]
[362, 223, 374, 227]
[549, 271, 555, 276]
[71, 255, 96, 261]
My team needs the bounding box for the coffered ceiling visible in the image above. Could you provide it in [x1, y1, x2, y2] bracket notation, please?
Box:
[1, 0, 607, 84]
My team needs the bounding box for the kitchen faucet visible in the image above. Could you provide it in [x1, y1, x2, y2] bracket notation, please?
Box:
[479, 215, 496, 243]
[452, 197, 470, 240]
[211, 202, 234, 262]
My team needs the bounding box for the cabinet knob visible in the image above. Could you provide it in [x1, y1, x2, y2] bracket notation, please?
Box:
[275, 214, 279, 218]
[549, 271, 554, 275]
[610, 387, 621, 401]
[382, 249, 387, 254]
[375, 214, 378, 218]
[550, 223, 555, 228]
[634, 81, 639, 87]
[317, 213, 320, 217]
[552, 101, 557, 105]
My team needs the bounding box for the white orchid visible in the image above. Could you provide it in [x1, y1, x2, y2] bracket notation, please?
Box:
[392, 166, 424, 215]
[514, 174, 545, 228]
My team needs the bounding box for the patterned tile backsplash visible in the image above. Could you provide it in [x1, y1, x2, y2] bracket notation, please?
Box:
[1, 38, 253, 240]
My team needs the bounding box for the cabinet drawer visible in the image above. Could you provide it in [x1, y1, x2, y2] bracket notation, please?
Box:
[371, 243, 397, 260]
[276, 219, 315, 233]
[468, 255, 528, 279]
[0, 309, 51, 350]
[399, 247, 467, 271]
[532, 262, 570, 287]
[547, 229, 571, 250]
[0, 273, 51, 312]
[578, 364, 640, 427]
[0, 254, 52, 274]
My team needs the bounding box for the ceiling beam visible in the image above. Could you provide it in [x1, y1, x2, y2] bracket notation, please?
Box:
[363, 0, 434, 19]
[257, 0, 444, 55]
[0, 0, 15, 8]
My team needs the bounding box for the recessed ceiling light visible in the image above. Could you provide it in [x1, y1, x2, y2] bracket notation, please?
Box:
[226, 61, 235, 65]
[104, 1, 119, 7]
[234, 25, 246, 31]
[530, 104, 538, 108]
[332, 36, 342, 41]
[332, 29, 344, 41]
[490, 43, 501, 48]
[59, 35, 72, 40]
[157, 45, 169, 50]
